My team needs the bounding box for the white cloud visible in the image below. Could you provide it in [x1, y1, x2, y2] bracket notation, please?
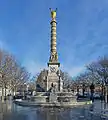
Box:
[102, 45, 108, 49]
[0, 40, 8, 50]
[23, 60, 85, 77]
[63, 66, 85, 77]
[23, 60, 46, 76]
[0, 41, 4, 49]
[0, 40, 10, 52]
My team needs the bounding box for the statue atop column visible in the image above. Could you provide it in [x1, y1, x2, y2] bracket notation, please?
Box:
[50, 8, 57, 20]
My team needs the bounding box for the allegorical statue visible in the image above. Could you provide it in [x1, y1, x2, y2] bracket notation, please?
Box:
[49, 52, 58, 62]
[50, 8, 57, 20]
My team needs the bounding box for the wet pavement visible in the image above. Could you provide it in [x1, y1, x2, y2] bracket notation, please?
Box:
[0, 100, 108, 120]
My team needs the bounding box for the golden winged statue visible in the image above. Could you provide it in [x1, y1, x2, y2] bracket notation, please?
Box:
[50, 8, 57, 19]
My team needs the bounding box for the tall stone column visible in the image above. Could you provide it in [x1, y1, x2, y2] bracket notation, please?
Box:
[49, 9, 58, 62]
[46, 9, 62, 92]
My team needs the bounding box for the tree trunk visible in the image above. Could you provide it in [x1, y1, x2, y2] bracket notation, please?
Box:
[14, 87, 17, 96]
[5, 86, 6, 100]
[1, 85, 4, 102]
[77, 86, 79, 95]
[101, 84, 104, 101]
[83, 88, 85, 96]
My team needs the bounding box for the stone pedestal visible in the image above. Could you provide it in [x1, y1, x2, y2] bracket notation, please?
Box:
[31, 96, 47, 103]
[49, 93, 57, 102]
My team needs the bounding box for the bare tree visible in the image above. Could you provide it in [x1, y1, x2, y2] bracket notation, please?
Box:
[60, 71, 73, 91]
[0, 49, 30, 100]
[11, 65, 30, 96]
[86, 56, 108, 103]
[27, 78, 36, 93]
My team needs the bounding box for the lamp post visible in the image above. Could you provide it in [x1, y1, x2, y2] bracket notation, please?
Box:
[27, 84, 29, 93]
[23, 83, 27, 99]
[0, 73, 4, 102]
[105, 78, 108, 103]
[90, 83, 95, 102]
[101, 78, 104, 101]
[101, 68, 108, 103]
[82, 83, 85, 96]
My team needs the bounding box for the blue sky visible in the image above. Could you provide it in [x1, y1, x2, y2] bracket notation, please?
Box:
[0, 0, 108, 77]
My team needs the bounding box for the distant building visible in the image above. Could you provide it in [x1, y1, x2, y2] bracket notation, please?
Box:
[36, 69, 48, 91]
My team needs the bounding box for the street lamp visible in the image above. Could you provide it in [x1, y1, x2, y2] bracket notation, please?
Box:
[101, 68, 108, 103]
[27, 84, 29, 93]
[90, 83, 95, 102]
[23, 83, 27, 99]
[57, 70, 63, 92]
[0, 73, 4, 102]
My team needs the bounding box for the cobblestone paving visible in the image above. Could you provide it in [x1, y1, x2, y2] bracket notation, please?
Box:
[0, 100, 108, 120]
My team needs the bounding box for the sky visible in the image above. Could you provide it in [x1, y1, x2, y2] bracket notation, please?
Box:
[0, 0, 108, 77]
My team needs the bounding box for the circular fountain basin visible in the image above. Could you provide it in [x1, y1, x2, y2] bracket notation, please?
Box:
[14, 100, 92, 108]
[31, 96, 48, 103]
[14, 92, 92, 107]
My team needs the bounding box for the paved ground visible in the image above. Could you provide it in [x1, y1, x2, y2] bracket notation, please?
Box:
[0, 100, 108, 120]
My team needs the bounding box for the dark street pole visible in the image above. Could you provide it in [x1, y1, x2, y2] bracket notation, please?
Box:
[1, 84, 4, 102]
[82, 83, 85, 96]
[105, 85, 108, 103]
[1, 74, 4, 102]
[104, 77, 108, 103]
[90, 83, 95, 102]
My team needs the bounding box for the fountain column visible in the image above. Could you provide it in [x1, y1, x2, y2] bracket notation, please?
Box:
[49, 8, 58, 62]
[46, 9, 62, 92]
